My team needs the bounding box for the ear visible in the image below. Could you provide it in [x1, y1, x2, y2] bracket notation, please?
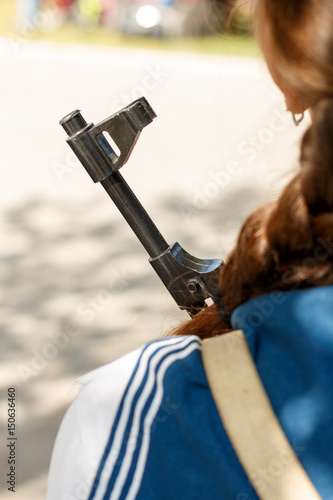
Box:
[285, 91, 305, 115]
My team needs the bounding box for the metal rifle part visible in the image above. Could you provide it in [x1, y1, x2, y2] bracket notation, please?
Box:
[60, 97, 223, 316]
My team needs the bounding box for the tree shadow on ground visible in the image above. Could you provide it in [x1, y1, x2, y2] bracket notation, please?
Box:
[0, 182, 262, 495]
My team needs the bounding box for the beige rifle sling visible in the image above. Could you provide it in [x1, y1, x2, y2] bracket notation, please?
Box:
[201, 330, 321, 500]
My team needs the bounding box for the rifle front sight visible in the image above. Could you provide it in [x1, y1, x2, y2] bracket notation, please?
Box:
[60, 97, 223, 316]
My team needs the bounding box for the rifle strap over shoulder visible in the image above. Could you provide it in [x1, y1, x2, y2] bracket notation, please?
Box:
[201, 331, 321, 500]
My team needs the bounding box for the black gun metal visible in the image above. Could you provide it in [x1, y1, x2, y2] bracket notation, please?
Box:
[60, 97, 223, 316]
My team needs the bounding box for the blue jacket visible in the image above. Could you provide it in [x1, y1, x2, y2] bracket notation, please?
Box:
[46, 286, 333, 500]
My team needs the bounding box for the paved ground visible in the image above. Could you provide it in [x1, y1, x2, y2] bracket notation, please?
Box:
[0, 38, 309, 499]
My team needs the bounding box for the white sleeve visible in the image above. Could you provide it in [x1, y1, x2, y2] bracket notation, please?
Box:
[46, 348, 143, 500]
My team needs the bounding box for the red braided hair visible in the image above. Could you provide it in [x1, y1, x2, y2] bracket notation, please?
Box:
[170, 99, 333, 339]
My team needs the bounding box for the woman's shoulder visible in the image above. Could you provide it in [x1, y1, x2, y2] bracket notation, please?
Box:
[46, 335, 203, 500]
[70, 335, 203, 432]
[78, 335, 202, 392]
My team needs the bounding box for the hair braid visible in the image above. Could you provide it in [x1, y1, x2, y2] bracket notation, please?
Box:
[169, 100, 333, 340]
[220, 99, 333, 315]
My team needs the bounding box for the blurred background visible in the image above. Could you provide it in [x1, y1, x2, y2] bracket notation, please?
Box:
[0, 1, 309, 499]
[1, 0, 259, 53]
[14, 0, 232, 37]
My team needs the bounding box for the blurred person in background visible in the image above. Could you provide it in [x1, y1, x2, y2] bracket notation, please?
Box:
[16, 0, 40, 30]
[55, 0, 75, 19]
[76, 0, 103, 29]
[46, 0, 333, 499]
[100, 0, 119, 29]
